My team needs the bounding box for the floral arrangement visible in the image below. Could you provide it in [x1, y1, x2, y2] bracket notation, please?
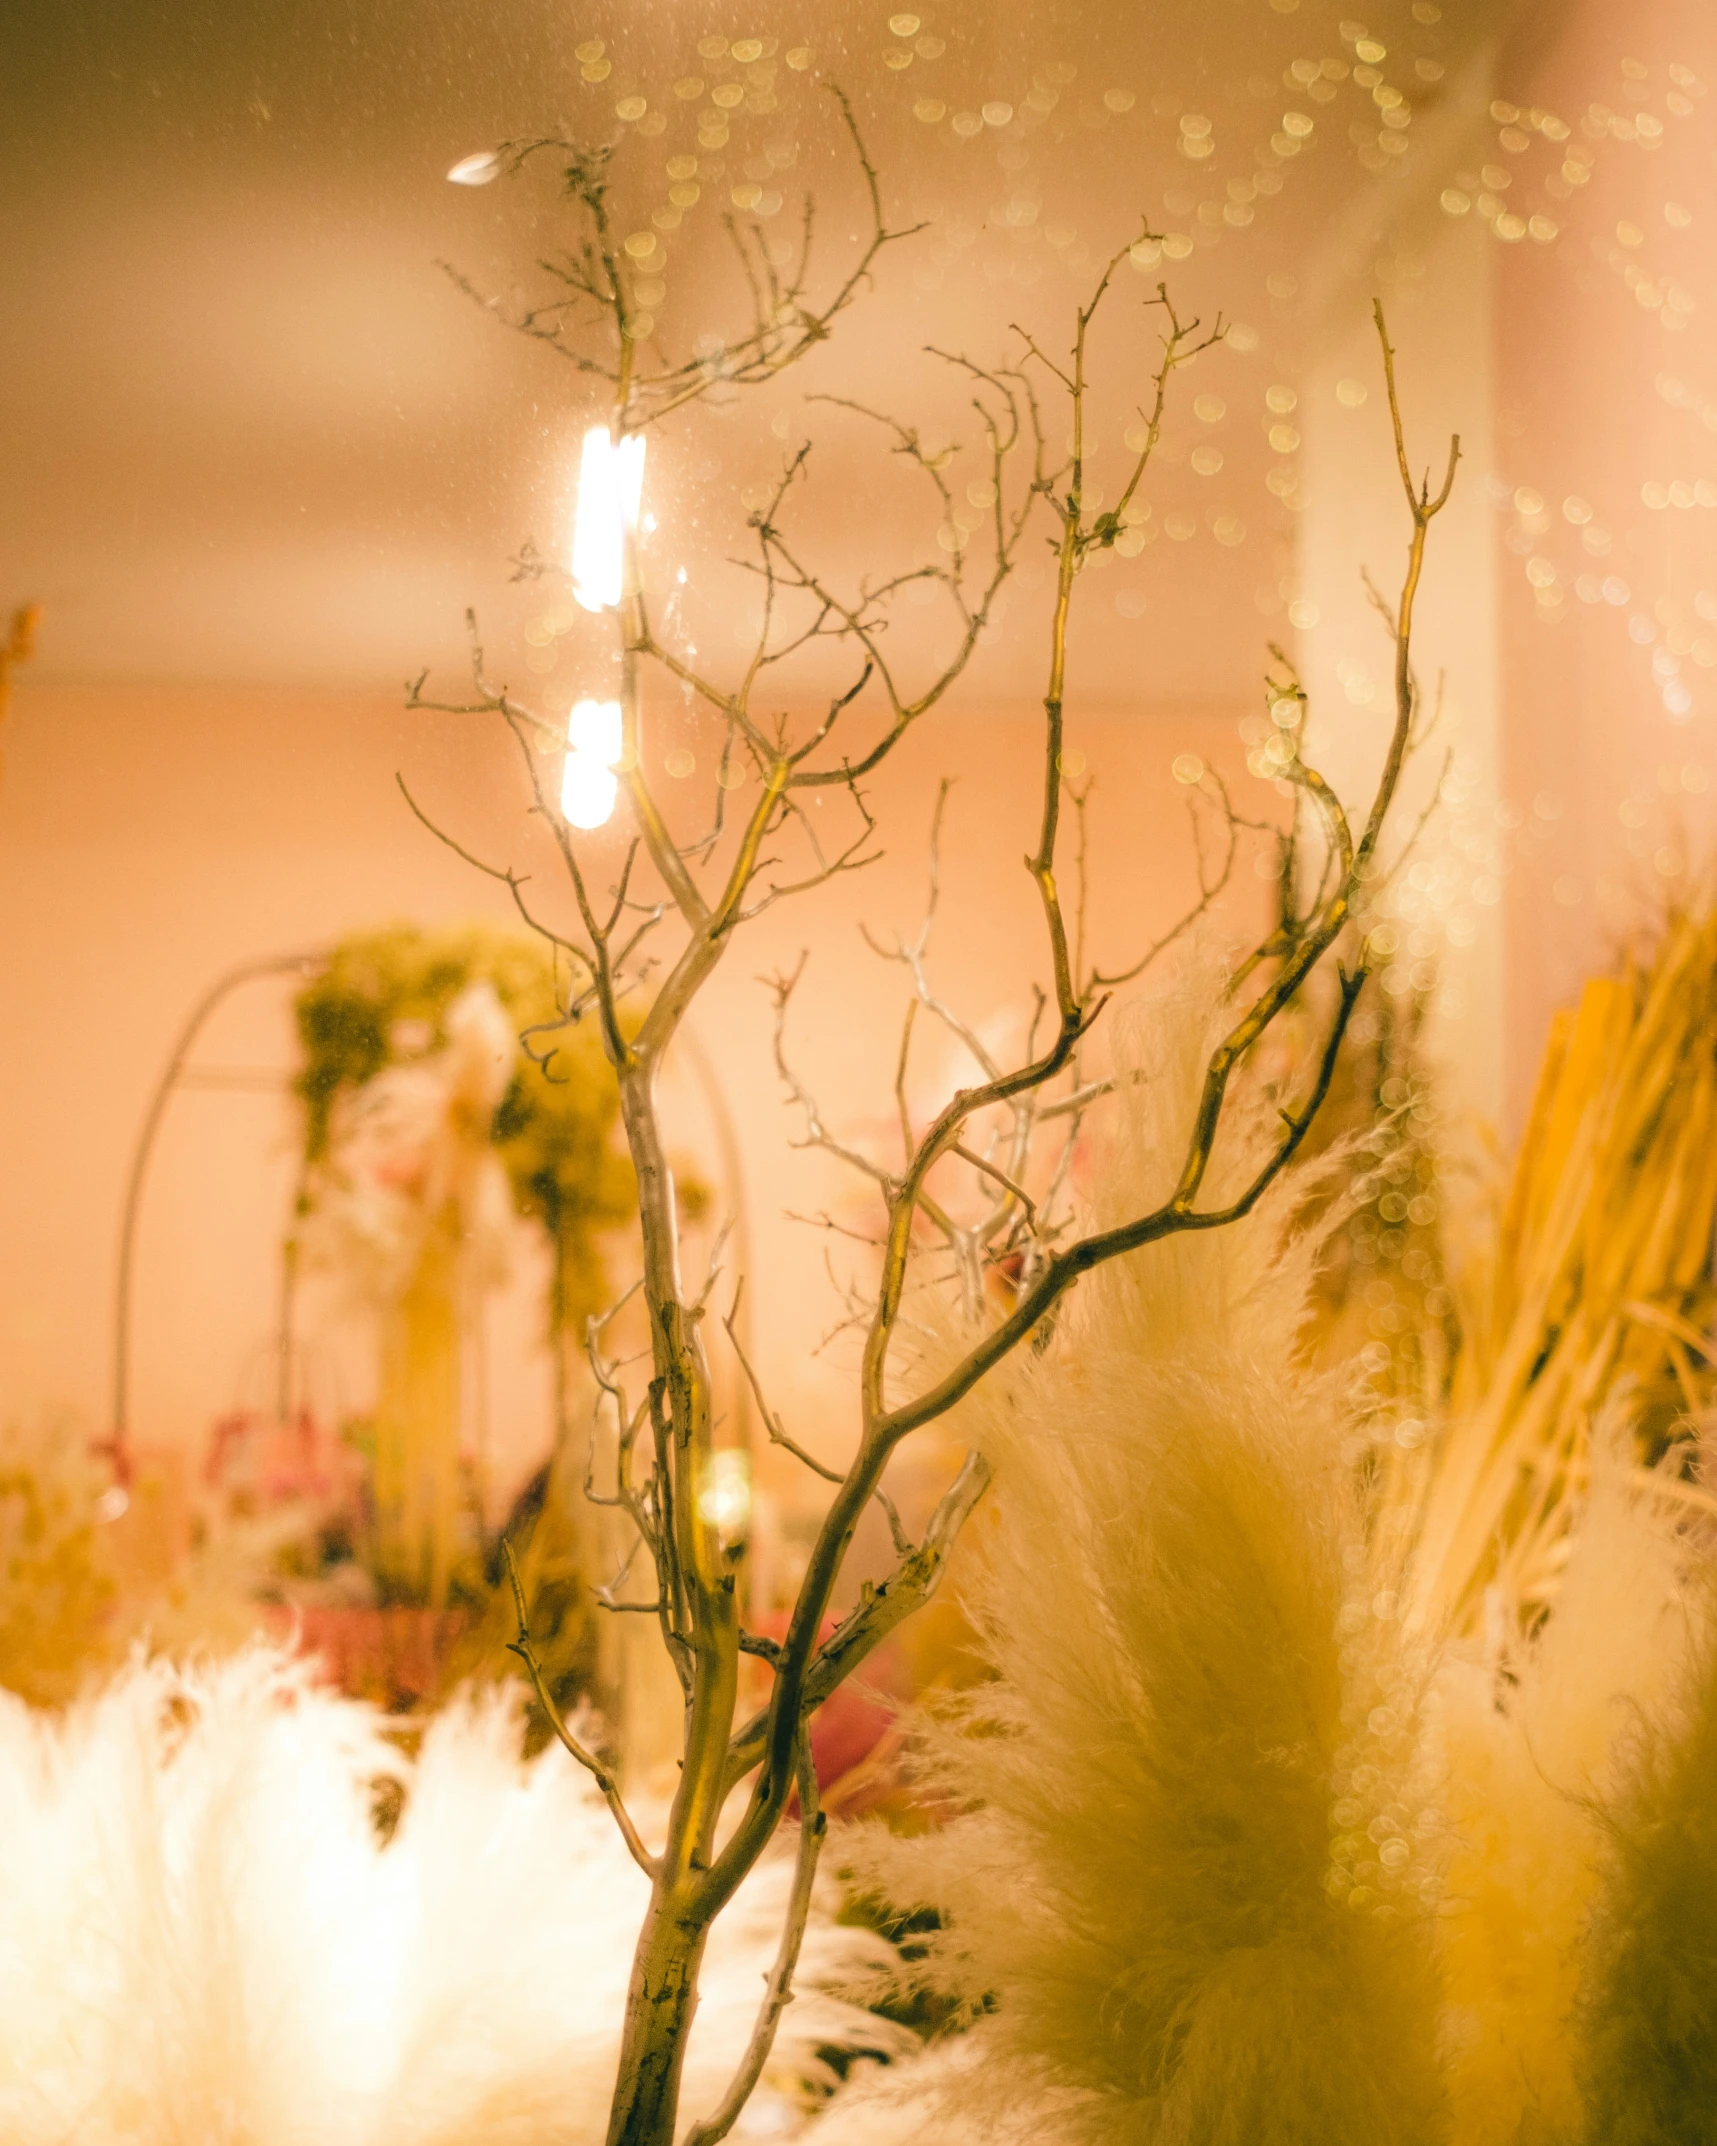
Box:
[259, 926, 639, 1698]
[294, 924, 636, 1340]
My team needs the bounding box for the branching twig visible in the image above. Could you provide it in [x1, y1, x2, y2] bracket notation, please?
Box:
[683, 1734, 825, 2146]
[423, 84, 1452, 2134]
[502, 1541, 657, 1876]
[706, 298, 1455, 1921]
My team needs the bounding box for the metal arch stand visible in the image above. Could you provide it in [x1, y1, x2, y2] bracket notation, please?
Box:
[104, 948, 326, 1481]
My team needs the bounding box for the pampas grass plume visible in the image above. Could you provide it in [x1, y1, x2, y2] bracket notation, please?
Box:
[849, 980, 1448, 2146]
[1432, 1442, 1694, 2146]
[1575, 1548, 1717, 2141]
[0, 1648, 905, 2143]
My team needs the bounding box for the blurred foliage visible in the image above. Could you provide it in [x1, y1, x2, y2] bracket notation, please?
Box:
[291, 925, 671, 1698]
[436, 1443, 601, 1749]
[0, 1418, 116, 1707]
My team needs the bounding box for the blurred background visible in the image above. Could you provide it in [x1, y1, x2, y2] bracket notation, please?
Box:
[1, 0, 1714, 1718]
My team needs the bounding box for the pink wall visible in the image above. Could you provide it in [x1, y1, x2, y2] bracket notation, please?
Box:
[0, 673, 1264, 1519]
[1496, 0, 1717, 1121]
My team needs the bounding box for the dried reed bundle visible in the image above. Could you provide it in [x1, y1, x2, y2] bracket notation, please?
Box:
[0, 600, 38, 759]
[811, 975, 1717, 2143]
[1407, 901, 1717, 1634]
[0, 1647, 906, 2145]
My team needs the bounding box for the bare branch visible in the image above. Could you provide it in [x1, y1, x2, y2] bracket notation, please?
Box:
[1088, 771, 1245, 993]
[951, 1140, 1038, 1227]
[724, 1450, 992, 1796]
[767, 955, 896, 1192]
[683, 1734, 825, 2146]
[428, 102, 1451, 2134]
[502, 1542, 658, 1876]
[707, 301, 1449, 1927]
[395, 774, 594, 969]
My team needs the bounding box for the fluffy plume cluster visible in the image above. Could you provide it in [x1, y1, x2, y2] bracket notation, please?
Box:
[7, 965, 1717, 2143]
[828, 983, 1449, 2145]
[1435, 1444, 1678, 2143]
[1576, 1564, 1717, 2141]
[1436, 1443, 1717, 2146]
[0, 1647, 904, 2145]
[815, 973, 1717, 2146]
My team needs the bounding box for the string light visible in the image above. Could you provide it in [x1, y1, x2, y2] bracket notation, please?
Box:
[572, 428, 647, 611]
[561, 698, 623, 829]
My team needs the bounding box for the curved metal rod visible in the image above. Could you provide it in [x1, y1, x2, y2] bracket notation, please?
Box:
[106, 948, 326, 1478]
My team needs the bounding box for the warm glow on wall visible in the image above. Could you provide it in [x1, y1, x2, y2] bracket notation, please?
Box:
[561, 697, 622, 828]
[572, 428, 646, 612]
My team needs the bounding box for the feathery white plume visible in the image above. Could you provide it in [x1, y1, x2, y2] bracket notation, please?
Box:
[0, 1647, 906, 2143]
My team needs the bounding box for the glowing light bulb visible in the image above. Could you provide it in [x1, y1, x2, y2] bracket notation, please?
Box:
[696, 1449, 752, 1550]
[561, 698, 623, 829]
[572, 428, 647, 611]
[561, 758, 619, 829]
[446, 151, 501, 185]
[567, 698, 623, 762]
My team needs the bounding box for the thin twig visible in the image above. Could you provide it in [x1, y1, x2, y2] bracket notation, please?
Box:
[683, 1734, 825, 2146]
[502, 1541, 658, 1876]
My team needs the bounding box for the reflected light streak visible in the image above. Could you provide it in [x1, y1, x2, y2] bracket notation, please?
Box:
[572, 428, 647, 612]
[561, 697, 623, 829]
